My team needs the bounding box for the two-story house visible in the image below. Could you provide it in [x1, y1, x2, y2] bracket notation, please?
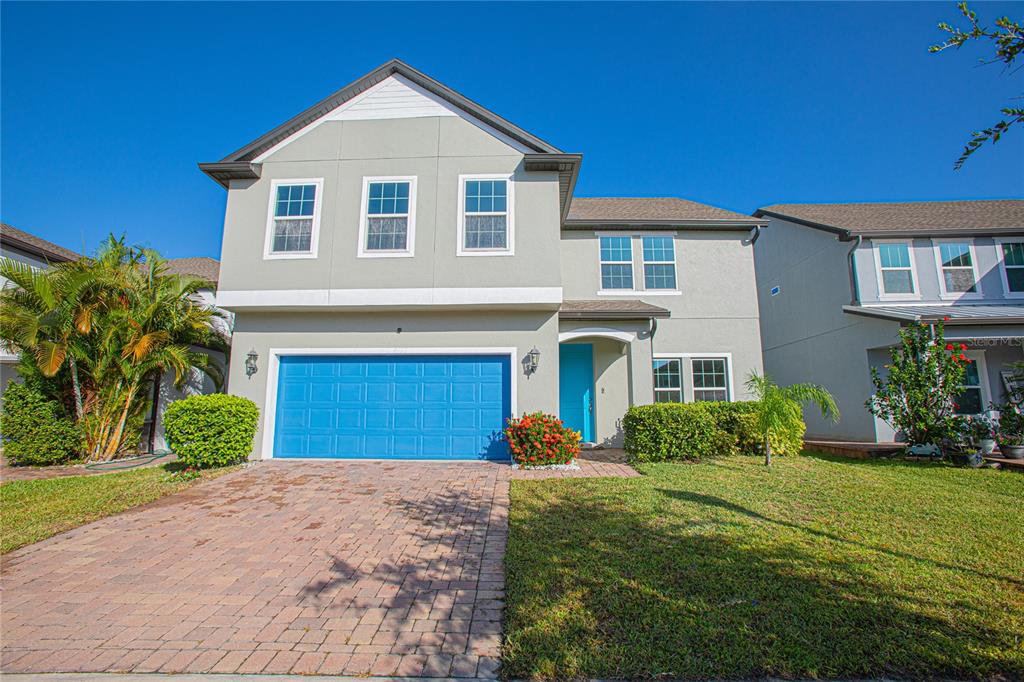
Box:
[201, 59, 765, 460]
[753, 200, 1024, 443]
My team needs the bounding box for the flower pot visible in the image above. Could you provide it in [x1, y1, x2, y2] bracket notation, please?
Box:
[979, 439, 997, 455]
[949, 452, 985, 468]
[999, 444, 1024, 459]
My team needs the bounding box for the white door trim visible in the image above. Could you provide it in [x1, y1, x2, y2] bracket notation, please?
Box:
[260, 346, 519, 460]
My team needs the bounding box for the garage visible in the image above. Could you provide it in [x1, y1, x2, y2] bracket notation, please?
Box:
[272, 354, 512, 459]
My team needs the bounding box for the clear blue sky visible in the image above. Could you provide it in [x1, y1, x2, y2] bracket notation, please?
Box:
[2, 1, 1022, 259]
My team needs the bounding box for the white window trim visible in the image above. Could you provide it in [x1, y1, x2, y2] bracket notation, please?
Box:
[260, 346, 519, 460]
[596, 232, 680, 295]
[358, 176, 417, 258]
[641, 235, 679, 292]
[263, 178, 324, 260]
[932, 239, 982, 300]
[457, 174, 515, 256]
[995, 237, 1024, 299]
[957, 350, 991, 416]
[653, 352, 734, 403]
[651, 357, 683, 403]
[872, 239, 920, 301]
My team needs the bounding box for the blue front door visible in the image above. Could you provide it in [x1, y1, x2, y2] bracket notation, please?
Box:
[559, 344, 594, 442]
[273, 355, 511, 459]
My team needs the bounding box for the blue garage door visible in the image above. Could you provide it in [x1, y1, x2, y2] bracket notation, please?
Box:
[273, 354, 511, 459]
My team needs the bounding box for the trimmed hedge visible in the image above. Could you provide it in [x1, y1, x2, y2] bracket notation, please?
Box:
[1, 382, 82, 466]
[623, 401, 804, 463]
[163, 394, 259, 469]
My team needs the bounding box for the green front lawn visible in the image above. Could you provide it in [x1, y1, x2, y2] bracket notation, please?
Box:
[504, 453, 1024, 680]
[1, 463, 238, 554]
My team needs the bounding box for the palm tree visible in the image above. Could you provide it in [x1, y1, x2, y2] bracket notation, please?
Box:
[745, 372, 839, 466]
[0, 236, 227, 460]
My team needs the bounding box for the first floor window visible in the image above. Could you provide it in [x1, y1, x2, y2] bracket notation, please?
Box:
[642, 235, 677, 290]
[270, 183, 317, 253]
[653, 359, 682, 402]
[1002, 242, 1024, 293]
[463, 179, 509, 250]
[692, 358, 729, 402]
[937, 242, 977, 294]
[955, 357, 983, 415]
[366, 181, 411, 251]
[600, 236, 633, 289]
[877, 242, 915, 295]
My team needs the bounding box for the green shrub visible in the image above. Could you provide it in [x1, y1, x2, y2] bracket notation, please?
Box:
[505, 412, 582, 466]
[623, 401, 806, 463]
[1, 382, 81, 466]
[163, 394, 259, 468]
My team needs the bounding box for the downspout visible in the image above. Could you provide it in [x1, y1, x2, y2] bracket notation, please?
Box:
[747, 225, 763, 246]
[846, 234, 863, 305]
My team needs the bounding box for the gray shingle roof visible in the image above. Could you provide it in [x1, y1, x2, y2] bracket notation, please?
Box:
[566, 197, 760, 226]
[757, 200, 1024, 237]
[844, 304, 1024, 324]
[163, 257, 219, 285]
[560, 299, 670, 319]
[0, 223, 80, 262]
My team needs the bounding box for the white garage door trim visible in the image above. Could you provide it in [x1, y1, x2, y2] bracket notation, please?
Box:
[261, 347, 519, 460]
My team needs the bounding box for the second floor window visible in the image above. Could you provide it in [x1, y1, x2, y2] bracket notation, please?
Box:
[877, 242, 915, 296]
[1001, 241, 1024, 294]
[267, 180, 322, 257]
[936, 242, 978, 296]
[600, 236, 633, 289]
[642, 236, 677, 290]
[361, 178, 415, 256]
[463, 179, 509, 251]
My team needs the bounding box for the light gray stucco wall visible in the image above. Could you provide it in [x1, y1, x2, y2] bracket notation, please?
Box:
[229, 310, 560, 459]
[218, 116, 562, 295]
[755, 216, 902, 441]
[560, 229, 763, 401]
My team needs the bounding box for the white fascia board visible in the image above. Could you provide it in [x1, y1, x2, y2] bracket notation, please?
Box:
[217, 287, 562, 309]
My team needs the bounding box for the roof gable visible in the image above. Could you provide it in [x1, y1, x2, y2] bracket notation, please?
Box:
[206, 59, 561, 172]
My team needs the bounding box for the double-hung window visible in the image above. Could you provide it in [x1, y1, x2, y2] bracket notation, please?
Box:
[459, 176, 512, 254]
[642, 236, 677, 290]
[653, 359, 682, 402]
[876, 242, 916, 297]
[692, 358, 729, 402]
[999, 240, 1024, 295]
[361, 177, 415, 256]
[266, 179, 322, 258]
[935, 241, 979, 297]
[600, 236, 633, 289]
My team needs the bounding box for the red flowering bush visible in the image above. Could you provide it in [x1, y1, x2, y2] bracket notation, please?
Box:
[505, 412, 581, 466]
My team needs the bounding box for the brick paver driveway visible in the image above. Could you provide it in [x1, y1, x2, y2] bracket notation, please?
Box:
[1, 461, 510, 677]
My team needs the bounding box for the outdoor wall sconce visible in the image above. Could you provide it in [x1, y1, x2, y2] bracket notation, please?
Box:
[524, 346, 541, 375]
[245, 349, 259, 377]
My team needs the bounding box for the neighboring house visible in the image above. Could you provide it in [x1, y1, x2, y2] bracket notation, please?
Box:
[753, 200, 1024, 443]
[201, 59, 765, 460]
[0, 223, 81, 404]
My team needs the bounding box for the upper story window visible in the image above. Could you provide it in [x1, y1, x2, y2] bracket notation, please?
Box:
[642, 236, 677, 290]
[692, 358, 729, 402]
[265, 179, 323, 259]
[359, 177, 416, 257]
[998, 240, 1024, 296]
[600, 236, 634, 289]
[458, 175, 514, 255]
[875, 242, 917, 298]
[653, 359, 682, 402]
[934, 241, 979, 298]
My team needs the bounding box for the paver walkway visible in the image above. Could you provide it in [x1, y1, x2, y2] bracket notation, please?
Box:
[1, 454, 637, 677]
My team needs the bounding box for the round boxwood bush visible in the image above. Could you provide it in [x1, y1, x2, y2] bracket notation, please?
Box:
[163, 394, 259, 468]
[1, 382, 82, 466]
[505, 411, 581, 466]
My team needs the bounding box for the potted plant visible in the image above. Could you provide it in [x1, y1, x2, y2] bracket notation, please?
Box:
[996, 406, 1024, 459]
[967, 415, 997, 454]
